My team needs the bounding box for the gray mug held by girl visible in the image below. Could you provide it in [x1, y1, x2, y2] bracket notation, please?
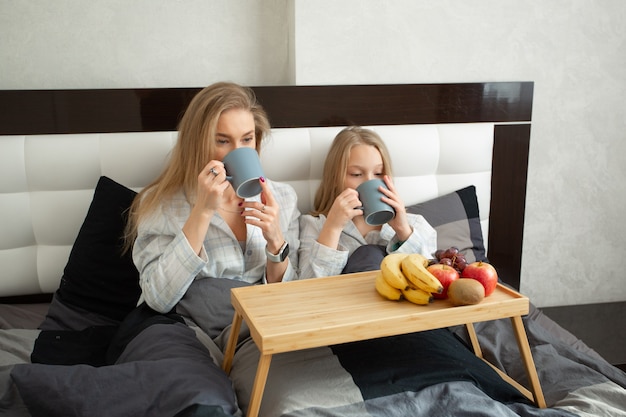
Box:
[356, 179, 396, 226]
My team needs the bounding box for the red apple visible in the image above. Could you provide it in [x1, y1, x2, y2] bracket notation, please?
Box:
[426, 264, 459, 299]
[461, 261, 498, 296]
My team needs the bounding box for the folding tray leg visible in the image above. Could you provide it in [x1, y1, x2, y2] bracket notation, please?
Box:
[222, 312, 243, 374]
[510, 315, 547, 408]
[468, 320, 546, 408]
[465, 323, 483, 358]
[246, 354, 273, 417]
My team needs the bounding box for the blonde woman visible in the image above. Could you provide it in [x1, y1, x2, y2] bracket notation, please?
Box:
[125, 82, 300, 314]
[298, 126, 436, 279]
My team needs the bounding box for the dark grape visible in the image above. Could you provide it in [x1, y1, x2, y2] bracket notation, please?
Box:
[439, 257, 453, 266]
[434, 247, 468, 272]
[455, 258, 467, 272]
[442, 247, 459, 259]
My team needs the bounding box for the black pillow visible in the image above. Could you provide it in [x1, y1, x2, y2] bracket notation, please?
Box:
[406, 185, 488, 263]
[341, 245, 387, 274]
[54, 176, 140, 322]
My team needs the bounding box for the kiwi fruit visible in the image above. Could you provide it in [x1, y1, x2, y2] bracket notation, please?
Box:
[448, 278, 485, 306]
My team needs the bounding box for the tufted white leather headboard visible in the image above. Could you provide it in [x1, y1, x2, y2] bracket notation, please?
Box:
[0, 123, 493, 297]
[0, 83, 533, 298]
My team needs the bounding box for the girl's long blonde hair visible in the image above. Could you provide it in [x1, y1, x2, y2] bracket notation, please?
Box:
[311, 126, 393, 217]
[123, 82, 270, 252]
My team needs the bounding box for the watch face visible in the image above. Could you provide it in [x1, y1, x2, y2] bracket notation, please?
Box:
[280, 243, 290, 261]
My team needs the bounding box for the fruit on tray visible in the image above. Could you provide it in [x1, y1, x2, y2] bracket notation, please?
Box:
[401, 254, 444, 295]
[374, 270, 403, 301]
[461, 261, 499, 296]
[426, 263, 459, 299]
[376, 252, 498, 307]
[447, 278, 485, 306]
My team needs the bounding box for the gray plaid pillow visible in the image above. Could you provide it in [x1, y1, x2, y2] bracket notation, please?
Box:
[406, 186, 487, 263]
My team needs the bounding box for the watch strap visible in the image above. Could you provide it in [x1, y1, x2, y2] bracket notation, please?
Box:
[265, 241, 289, 263]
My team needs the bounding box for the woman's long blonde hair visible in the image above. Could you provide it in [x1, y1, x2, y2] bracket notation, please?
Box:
[311, 126, 393, 217]
[123, 82, 270, 252]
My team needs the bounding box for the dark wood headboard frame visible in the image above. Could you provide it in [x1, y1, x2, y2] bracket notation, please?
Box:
[0, 82, 533, 290]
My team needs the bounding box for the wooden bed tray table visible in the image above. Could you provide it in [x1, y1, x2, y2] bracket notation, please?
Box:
[222, 271, 546, 417]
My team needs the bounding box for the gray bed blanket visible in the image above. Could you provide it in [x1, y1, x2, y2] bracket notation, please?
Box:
[9, 314, 241, 417]
[0, 329, 38, 417]
[3, 277, 626, 417]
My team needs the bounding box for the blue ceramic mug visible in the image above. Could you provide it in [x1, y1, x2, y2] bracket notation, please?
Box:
[356, 179, 396, 226]
[222, 148, 265, 198]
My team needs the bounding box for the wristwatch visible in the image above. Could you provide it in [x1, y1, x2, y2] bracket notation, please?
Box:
[265, 241, 289, 263]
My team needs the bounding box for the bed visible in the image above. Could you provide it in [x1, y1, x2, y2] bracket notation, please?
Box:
[1, 83, 625, 417]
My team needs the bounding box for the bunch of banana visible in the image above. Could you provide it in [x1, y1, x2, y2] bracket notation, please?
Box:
[376, 253, 443, 305]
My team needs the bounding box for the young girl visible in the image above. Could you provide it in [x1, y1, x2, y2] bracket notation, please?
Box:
[298, 126, 436, 279]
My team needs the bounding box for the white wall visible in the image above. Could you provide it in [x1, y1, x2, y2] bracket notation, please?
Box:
[0, 0, 291, 88]
[1, 0, 625, 308]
